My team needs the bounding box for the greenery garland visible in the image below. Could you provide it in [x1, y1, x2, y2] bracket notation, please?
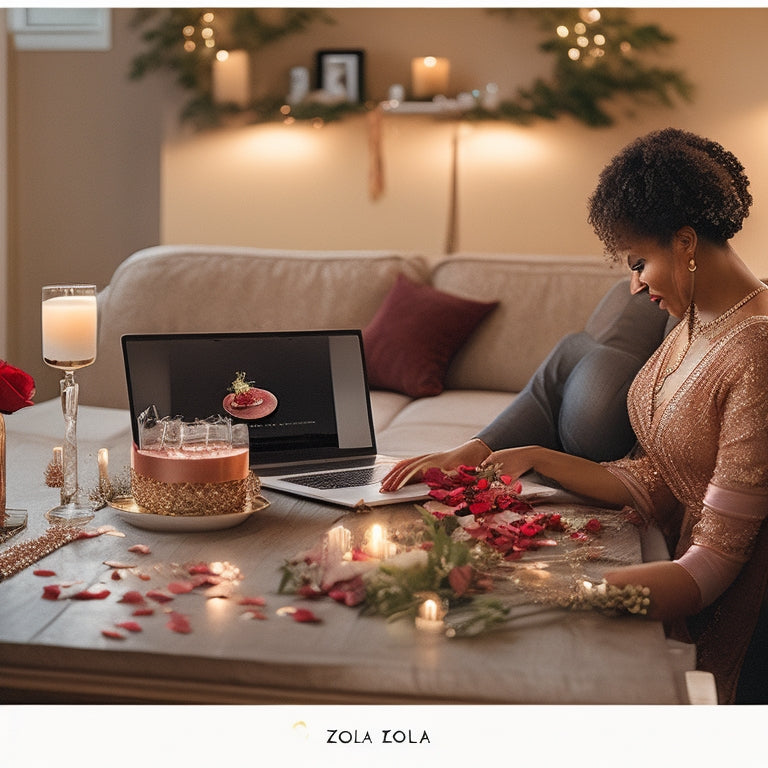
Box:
[129, 7, 693, 130]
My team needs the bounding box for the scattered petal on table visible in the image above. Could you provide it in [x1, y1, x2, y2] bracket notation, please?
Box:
[115, 621, 142, 632]
[241, 609, 267, 620]
[132, 607, 155, 617]
[237, 596, 267, 606]
[167, 580, 195, 595]
[72, 589, 111, 600]
[146, 589, 174, 603]
[128, 544, 151, 554]
[118, 590, 145, 604]
[103, 560, 136, 569]
[42, 584, 61, 600]
[166, 612, 192, 634]
[33, 569, 56, 577]
[291, 608, 322, 624]
[101, 629, 125, 640]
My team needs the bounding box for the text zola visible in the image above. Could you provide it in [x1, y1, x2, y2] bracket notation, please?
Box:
[326, 729, 431, 744]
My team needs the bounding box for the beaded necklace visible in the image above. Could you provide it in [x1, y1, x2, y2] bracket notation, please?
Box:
[652, 284, 768, 411]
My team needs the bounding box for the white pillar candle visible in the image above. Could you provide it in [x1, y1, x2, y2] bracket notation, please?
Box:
[98, 448, 109, 482]
[411, 56, 450, 99]
[213, 49, 250, 107]
[326, 524, 352, 562]
[41, 293, 97, 368]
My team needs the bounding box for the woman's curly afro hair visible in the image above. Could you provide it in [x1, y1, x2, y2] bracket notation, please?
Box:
[587, 128, 752, 258]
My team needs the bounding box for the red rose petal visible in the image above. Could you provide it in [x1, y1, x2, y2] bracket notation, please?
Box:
[42, 584, 61, 600]
[33, 569, 56, 577]
[115, 621, 142, 632]
[72, 589, 111, 600]
[146, 589, 174, 603]
[167, 581, 195, 594]
[291, 608, 322, 624]
[237, 596, 267, 606]
[243, 609, 268, 620]
[118, 590, 145, 604]
[187, 563, 214, 575]
[132, 608, 155, 617]
[111, 571, 122, 581]
[101, 629, 125, 640]
[128, 544, 151, 554]
[166, 612, 192, 634]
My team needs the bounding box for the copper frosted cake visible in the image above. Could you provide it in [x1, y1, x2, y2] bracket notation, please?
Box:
[130, 411, 258, 516]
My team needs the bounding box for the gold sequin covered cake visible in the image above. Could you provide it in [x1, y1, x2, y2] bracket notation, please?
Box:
[130, 443, 259, 516]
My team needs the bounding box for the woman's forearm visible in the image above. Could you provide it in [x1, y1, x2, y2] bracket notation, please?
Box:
[604, 561, 702, 621]
[486, 446, 635, 508]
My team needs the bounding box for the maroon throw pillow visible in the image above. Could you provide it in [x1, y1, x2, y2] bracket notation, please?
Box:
[362, 274, 498, 397]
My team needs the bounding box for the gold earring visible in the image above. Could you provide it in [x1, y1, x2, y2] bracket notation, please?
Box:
[688, 258, 697, 273]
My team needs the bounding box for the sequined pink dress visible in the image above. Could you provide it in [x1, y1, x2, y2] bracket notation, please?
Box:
[605, 310, 768, 703]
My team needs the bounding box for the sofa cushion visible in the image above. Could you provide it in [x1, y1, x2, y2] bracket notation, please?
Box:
[362, 273, 498, 398]
[433, 254, 628, 392]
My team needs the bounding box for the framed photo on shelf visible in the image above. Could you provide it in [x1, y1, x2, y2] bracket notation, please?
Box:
[316, 49, 365, 103]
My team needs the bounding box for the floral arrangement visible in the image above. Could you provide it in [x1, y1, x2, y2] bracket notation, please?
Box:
[279, 464, 650, 637]
[0, 360, 35, 415]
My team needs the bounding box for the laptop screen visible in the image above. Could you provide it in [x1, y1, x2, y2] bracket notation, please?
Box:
[121, 331, 377, 467]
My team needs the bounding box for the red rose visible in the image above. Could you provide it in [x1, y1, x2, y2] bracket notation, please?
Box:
[0, 360, 35, 414]
[585, 518, 602, 533]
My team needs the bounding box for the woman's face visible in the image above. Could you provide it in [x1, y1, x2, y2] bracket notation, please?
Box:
[618, 233, 693, 319]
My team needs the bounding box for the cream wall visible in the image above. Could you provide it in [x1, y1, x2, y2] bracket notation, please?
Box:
[162, 7, 768, 277]
[7, 7, 768, 401]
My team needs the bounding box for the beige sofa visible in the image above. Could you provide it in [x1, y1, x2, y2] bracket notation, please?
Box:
[79, 245, 632, 457]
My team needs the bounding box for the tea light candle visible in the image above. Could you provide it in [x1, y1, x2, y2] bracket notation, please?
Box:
[411, 56, 450, 99]
[213, 49, 250, 107]
[415, 597, 445, 633]
[41, 293, 97, 367]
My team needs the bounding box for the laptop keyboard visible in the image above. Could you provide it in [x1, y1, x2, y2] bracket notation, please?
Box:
[287, 464, 391, 490]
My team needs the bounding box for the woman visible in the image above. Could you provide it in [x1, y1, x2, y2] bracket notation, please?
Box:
[383, 128, 768, 704]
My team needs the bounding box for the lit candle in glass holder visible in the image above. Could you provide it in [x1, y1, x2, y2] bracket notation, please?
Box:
[415, 596, 445, 633]
[365, 523, 397, 559]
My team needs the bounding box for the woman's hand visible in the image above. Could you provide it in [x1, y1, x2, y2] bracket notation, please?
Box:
[380, 439, 492, 492]
[480, 447, 539, 482]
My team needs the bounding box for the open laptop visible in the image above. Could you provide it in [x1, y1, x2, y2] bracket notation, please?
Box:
[121, 330, 431, 508]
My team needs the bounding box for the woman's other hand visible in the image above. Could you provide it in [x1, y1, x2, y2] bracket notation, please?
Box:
[380, 439, 492, 492]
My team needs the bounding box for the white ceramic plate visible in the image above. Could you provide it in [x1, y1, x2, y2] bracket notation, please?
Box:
[108, 495, 269, 532]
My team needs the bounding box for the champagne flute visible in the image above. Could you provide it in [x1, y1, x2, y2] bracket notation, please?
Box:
[41, 284, 98, 525]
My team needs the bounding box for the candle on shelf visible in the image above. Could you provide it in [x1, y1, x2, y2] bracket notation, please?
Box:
[212, 49, 250, 107]
[325, 524, 352, 563]
[415, 597, 445, 633]
[411, 56, 450, 99]
[41, 292, 97, 369]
